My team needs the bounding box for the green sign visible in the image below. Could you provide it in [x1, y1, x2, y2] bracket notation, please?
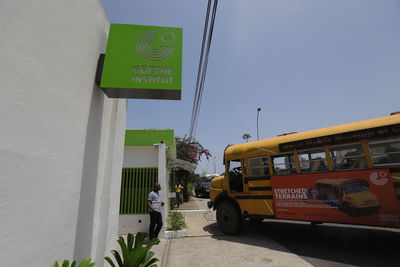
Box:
[100, 24, 182, 100]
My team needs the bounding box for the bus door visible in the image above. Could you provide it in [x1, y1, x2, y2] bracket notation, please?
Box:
[244, 156, 275, 215]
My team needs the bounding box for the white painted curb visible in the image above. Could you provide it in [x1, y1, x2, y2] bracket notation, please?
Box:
[164, 230, 187, 239]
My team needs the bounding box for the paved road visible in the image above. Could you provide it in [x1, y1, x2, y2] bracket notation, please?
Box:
[191, 197, 400, 267]
[155, 197, 312, 267]
[255, 220, 400, 267]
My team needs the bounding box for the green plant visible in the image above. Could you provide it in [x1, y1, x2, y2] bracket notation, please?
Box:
[187, 183, 194, 196]
[54, 258, 95, 267]
[242, 133, 251, 142]
[167, 211, 186, 231]
[104, 232, 159, 267]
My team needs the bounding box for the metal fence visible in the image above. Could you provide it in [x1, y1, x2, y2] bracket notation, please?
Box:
[119, 168, 158, 214]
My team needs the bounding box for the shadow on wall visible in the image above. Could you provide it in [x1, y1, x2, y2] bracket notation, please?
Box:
[73, 83, 105, 261]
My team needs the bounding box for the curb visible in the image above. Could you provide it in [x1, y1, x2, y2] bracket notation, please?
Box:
[164, 230, 187, 239]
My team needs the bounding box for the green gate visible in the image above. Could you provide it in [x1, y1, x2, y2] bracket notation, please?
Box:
[119, 168, 158, 214]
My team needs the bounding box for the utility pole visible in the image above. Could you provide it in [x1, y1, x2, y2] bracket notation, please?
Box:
[257, 107, 261, 140]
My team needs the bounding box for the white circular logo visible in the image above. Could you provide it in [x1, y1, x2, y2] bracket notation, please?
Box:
[136, 30, 175, 62]
[369, 171, 388, 186]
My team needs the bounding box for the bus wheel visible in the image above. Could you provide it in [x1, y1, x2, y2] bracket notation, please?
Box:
[217, 201, 242, 235]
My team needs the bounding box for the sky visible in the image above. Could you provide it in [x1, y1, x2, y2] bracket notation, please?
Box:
[101, 0, 400, 175]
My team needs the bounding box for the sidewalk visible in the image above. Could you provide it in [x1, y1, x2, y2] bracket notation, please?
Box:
[151, 197, 312, 267]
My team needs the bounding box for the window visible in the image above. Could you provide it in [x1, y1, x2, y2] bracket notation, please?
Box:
[272, 154, 296, 174]
[248, 157, 269, 177]
[344, 184, 368, 194]
[298, 149, 328, 173]
[330, 144, 366, 171]
[228, 160, 244, 192]
[369, 139, 400, 166]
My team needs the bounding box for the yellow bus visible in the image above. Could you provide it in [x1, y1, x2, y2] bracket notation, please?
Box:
[208, 113, 400, 234]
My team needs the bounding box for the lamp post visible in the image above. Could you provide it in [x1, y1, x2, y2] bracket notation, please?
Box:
[257, 107, 261, 140]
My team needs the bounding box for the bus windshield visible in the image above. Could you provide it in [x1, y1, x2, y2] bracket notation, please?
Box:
[343, 184, 368, 194]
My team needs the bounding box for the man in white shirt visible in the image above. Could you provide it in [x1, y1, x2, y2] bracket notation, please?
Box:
[147, 183, 164, 240]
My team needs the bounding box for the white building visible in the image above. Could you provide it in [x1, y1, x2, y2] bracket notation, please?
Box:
[0, 1, 126, 266]
[119, 129, 176, 238]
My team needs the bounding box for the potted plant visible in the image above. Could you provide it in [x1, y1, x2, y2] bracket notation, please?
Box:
[54, 258, 95, 267]
[104, 232, 159, 267]
[166, 211, 187, 238]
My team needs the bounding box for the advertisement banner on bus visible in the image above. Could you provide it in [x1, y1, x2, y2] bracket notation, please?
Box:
[271, 169, 400, 227]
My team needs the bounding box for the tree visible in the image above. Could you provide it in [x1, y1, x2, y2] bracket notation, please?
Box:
[176, 136, 211, 164]
[242, 133, 251, 142]
[174, 136, 211, 201]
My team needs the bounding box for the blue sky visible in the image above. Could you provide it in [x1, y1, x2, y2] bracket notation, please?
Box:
[101, 0, 400, 174]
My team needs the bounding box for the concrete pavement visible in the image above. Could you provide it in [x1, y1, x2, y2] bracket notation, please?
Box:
[151, 197, 312, 267]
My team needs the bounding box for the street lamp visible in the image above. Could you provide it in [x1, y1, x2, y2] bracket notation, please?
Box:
[257, 107, 261, 140]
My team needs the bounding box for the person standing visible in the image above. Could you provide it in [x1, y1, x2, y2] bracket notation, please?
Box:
[175, 183, 184, 208]
[147, 183, 164, 240]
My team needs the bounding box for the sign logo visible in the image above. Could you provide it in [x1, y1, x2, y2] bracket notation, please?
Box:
[100, 24, 182, 100]
[136, 30, 175, 62]
[369, 171, 388, 186]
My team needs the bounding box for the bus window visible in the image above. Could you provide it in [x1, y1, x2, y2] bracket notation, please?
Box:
[228, 160, 244, 192]
[272, 154, 296, 175]
[368, 139, 400, 166]
[248, 157, 269, 177]
[330, 144, 366, 171]
[298, 149, 328, 173]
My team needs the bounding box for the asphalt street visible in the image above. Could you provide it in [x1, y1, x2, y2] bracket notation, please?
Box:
[152, 196, 400, 267]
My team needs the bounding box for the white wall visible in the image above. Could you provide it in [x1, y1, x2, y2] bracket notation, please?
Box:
[119, 215, 151, 235]
[0, 1, 126, 266]
[123, 147, 158, 168]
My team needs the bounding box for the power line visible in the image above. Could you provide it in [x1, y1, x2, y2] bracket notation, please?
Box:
[189, 0, 211, 138]
[193, 0, 218, 138]
[189, 0, 218, 138]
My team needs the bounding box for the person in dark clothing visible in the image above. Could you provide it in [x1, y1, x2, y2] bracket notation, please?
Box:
[147, 183, 164, 240]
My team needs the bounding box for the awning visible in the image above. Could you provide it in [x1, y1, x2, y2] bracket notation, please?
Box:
[169, 158, 196, 172]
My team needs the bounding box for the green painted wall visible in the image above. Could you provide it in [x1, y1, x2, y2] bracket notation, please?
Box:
[125, 129, 176, 158]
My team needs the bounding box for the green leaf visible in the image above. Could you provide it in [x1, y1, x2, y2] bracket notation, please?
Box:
[133, 232, 147, 249]
[71, 261, 76, 267]
[130, 240, 158, 267]
[128, 247, 147, 266]
[143, 257, 159, 267]
[127, 233, 134, 250]
[142, 251, 154, 264]
[54, 261, 62, 267]
[78, 258, 95, 267]
[111, 250, 123, 266]
[146, 238, 160, 248]
[104, 257, 116, 267]
[117, 236, 130, 265]
[62, 260, 70, 267]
